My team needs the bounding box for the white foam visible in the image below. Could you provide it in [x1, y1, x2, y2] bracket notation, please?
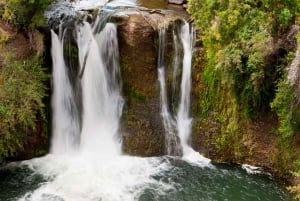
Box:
[19, 155, 175, 201]
[182, 147, 212, 168]
[242, 164, 263, 174]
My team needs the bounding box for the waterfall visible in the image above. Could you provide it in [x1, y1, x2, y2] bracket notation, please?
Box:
[15, 5, 214, 201]
[51, 29, 80, 154]
[158, 28, 182, 156]
[51, 18, 123, 157]
[177, 23, 194, 155]
[51, 7, 207, 163]
[158, 22, 194, 156]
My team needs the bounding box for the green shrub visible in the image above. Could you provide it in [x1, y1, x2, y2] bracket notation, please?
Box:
[1, 0, 54, 29]
[278, 8, 293, 27]
[0, 54, 47, 162]
[188, 0, 300, 165]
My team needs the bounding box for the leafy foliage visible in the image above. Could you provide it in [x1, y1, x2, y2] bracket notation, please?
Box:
[188, 0, 300, 160]
[271, 78, 300, 140]
[0, 54, 47, 162]
[1, 0, 54, 29]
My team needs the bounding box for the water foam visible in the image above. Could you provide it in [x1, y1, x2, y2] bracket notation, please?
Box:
[18, 155, 175, 201]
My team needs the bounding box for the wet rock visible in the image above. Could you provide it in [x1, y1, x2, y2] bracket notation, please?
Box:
[117, 13, 164, 156]
[117, 11, 186, 156]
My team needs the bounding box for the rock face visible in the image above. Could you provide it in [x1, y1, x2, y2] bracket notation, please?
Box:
[118, 13, 164, 156]
[117, 10, 186, 156]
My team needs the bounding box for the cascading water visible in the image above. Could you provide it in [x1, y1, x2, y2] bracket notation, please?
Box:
[176, 22, 194, 156]
[158, 27, 182, 156]
[158, 22, 210, 162]
[51, 28, 80, 154]
[77, 20, 123, 156]
[50, 16, 123, 156]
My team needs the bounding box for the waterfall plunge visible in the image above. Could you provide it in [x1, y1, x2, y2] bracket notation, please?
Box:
[157, 27, 181, 156]
[51, 30, 80, 154]
[177, 23, 194, 156]
[158, 22, 211, 164]
[51, 19, 123, 157]
[157, 23, 194, 156]
[17, 7, 212, 201]
[78, 21, 123, 156]
[51, 11, 209, 165]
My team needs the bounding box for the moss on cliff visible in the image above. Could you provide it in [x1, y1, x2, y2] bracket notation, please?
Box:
[0, 4, 50, 162]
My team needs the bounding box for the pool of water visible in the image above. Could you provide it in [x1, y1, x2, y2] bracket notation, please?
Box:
[0, 155, 290, 201]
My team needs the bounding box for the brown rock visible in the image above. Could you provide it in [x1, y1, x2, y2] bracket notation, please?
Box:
[117, 11, 186, 156]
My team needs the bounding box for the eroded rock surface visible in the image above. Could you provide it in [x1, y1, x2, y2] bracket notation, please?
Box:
[117, 11, 185, 156]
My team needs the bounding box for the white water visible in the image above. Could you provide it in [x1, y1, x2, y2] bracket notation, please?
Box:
[157, 23, 211, 165]
[51, 29, 80, 154]
[77, 21, 123, 156]
[20, 16, 177, 201]
[157, 28, 181, 156]
[178, 23, 211, 165]
[19, 155, 175, 201]
[177, 23, 194, 155]
[51, 19, 123, 156]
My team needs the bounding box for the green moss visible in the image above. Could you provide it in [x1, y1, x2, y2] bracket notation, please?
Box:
[1, 0, 54, 29]
[130, 87, 146, 102]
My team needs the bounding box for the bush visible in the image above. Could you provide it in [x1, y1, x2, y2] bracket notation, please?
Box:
[188, 0, 300, 163]
[0, 54, 47, 162]
[1, 0, 54, 29]
[188, 0, 299, 119]
[271, 79, 300, 140]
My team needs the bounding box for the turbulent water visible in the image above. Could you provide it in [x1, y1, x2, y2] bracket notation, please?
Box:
[0, 156, 290, 201]
[0, 1, 291, 200]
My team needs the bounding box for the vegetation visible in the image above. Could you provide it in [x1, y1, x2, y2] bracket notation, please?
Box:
[188, 0, 300, 198]
[0, 0, 52, 162]
[1, 0, 54, 29]
[0, 55, 47, 162]
[188, 0, 300, 161]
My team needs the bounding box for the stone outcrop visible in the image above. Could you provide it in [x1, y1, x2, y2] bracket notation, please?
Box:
[116, 9, 186, 156]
